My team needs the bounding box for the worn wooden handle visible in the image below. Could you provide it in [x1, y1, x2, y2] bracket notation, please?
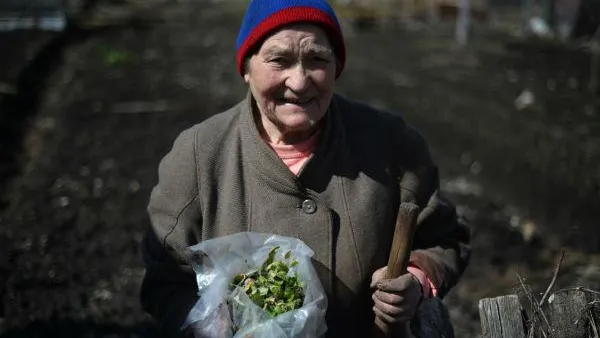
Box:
[372, 202, 421, 338]
[386, 203, 420, 279]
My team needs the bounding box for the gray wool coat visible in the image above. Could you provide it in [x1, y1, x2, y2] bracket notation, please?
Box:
[140, 92, 471, 337]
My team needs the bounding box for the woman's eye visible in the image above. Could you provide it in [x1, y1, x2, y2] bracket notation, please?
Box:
[270, 57, 289, 65]
[312, 56, 331, 63]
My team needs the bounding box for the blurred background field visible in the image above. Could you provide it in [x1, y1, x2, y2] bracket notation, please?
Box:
[1, 0, 599, 337]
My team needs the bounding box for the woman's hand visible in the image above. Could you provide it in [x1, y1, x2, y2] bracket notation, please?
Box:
[370, 267, 423, 324]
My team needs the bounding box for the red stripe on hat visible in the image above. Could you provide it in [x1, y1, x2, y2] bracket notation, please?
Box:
[236, 6, 345, 78]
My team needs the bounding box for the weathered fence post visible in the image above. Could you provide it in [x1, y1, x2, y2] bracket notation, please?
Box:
[479, 290, 600, 338]
[478, 294, 526, 338]
[546, 289, 593, 338]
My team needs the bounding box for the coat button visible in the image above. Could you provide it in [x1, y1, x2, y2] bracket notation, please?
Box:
[301, 199, 317, 214]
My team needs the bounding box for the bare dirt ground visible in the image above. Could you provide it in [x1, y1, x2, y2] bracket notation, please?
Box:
[1, 2, 599, 337]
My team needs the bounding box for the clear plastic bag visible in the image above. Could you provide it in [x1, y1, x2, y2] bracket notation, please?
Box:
[182, 232, 328, 338]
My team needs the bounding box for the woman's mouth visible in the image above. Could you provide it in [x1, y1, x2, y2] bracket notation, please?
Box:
[279, 98, 314, 106]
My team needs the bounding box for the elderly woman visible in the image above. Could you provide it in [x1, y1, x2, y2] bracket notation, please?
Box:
[140, 0, 471, 337]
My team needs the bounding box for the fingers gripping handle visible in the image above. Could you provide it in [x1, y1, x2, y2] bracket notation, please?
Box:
[372, 202, 421, 338]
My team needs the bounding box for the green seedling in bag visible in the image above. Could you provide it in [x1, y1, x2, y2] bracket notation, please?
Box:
[231, 246, 304, 317]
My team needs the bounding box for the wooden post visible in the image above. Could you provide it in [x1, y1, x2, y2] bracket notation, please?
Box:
[546, 290, 591, 338]
[478, 295, 526, 338]
[479, 290, 600, 338]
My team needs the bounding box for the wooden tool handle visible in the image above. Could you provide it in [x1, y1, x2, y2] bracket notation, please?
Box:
[372, 202, 421, 338]
[386, 203, 420, 279]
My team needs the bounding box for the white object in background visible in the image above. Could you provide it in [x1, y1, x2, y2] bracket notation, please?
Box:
[455, 0, 470, 46]
[514, 89, 536, 110]
[0, 11, 66, 31]
[528, 16, 553, 37]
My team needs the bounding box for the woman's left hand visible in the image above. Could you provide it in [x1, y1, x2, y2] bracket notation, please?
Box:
[370, 267, 423, 324]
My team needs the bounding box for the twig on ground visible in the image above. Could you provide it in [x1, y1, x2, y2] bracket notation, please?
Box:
[554, 287, 600, 297]
[518, 273, 552, 338]
[527, 326, 535, 338]
[541, 249, 565, 306]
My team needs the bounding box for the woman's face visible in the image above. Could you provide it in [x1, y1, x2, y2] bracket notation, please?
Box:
[244, 24, 337, 142]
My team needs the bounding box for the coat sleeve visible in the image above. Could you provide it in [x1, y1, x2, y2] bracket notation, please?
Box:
[399, 125, 471, 298]
[140, 127, 202, 337]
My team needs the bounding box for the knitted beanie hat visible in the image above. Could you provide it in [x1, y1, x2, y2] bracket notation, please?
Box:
[236, 0, 346, 78]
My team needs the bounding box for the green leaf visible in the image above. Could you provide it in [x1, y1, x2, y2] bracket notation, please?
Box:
[262, 246, 280, 271]
[231, 246, 305, 318]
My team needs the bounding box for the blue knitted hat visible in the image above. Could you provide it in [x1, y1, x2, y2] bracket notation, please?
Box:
[236, 0, 346, 78]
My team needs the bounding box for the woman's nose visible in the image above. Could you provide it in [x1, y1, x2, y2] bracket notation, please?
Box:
[285, 64, 311, 92]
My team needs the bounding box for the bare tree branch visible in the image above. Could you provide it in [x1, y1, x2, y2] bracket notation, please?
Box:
[541, 249, 565, 305]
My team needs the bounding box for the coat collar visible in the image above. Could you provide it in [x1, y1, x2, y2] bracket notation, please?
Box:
[238, 91, 355, 194]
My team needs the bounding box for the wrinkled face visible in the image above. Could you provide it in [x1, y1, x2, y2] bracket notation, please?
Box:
[244, 24, 337, 138]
